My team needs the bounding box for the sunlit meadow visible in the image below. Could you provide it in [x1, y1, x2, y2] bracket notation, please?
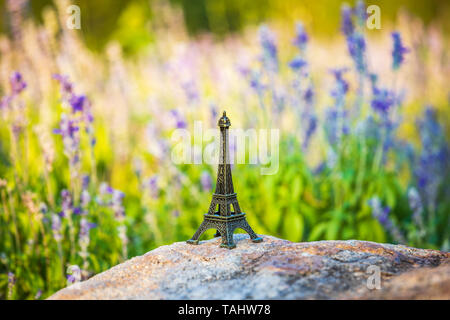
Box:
[0, 0, 449, 299]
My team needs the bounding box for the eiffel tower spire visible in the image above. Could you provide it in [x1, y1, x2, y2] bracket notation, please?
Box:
[187, 111, 263, 249]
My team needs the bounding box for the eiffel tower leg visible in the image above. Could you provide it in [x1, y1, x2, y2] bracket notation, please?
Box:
[219, 224, 236, 249]
[240, 219, 263, 243]
[186, 220, 212, 245]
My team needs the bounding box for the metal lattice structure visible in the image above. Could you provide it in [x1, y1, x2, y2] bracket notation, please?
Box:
[187, 111, 263, 249]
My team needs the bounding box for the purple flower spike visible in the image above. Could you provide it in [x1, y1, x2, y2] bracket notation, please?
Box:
[145, 175, 159, 199]
[66, 274, 76, 283]
[330, 68, 349, 97]
[169, 109, 188, 129]
[81, 175, 90, 189]
[53, 74, 73, 95]
[391, 32, 409, 70]
[200, 171, 212, 192]
[289, 57, 308, 71]
[355, 1, 367, 26]
[292, 22, 308, 50]
[52, 213, 62, 241]
[99, 182, 114, 198]
[304, 86, 314, 104]
[69, 94, 86, 113]
[371, 87, 395, 115]
[10, 72, 27, 95]
[341, 4, 354, 37]
[79, 218, 96, 238]
[347, 33, 366, 74]
[0, 96, 11, 110]
[368, 197, 406, 244]
[303, 115, 317, 149]
[259, 25, 278, 72]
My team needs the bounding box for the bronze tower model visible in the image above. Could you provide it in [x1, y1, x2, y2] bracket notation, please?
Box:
[187, 111, 263, 249]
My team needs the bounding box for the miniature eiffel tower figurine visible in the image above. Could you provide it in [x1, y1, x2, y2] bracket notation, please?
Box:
[187, 111, 263, 249]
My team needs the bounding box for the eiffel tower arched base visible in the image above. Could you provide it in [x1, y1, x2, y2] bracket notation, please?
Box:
[186, 213, 263, 249]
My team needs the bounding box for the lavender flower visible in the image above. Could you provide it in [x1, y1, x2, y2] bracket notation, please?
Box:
[181, 80, 200, 104]
[81, 174, 90, 189]
[99, 182, 114, 195]
[209, 102, 218, 128]
[7, 272, 15, 299]
[97, 182, 114, 205]
[144, 175, 159, 199]
[341, 4, 354, 37]
[53, 114, 79, 137]
[68, 94, 87, 113]
[117, 225, 128, 259]
[347, 32, 367, 74]
[172, 210, 180, 218]
[82, 101, 95, 146]
[325, 68, 350, 147]
[78, 217, 96, 267]
[79, 218, 96, 240]
[60, 189, 73, 216]
[53, 74, 96, 149]
[146, 123, 170, 160]
[39, 202, 48, 215]
[169, 109, 187, 129]
[53, 74, 73, 96]
[111, 189, 127, 258]
[112, 189, 125, 221]
[304, 86, 314, 105]
[354, 1, 367, 27]
[0, 96, 11, 111]
[1, 71, 27, 133]
[292, 22, 308, 51]
[408, 187, 426, 238]
[288, 57, 308, 71]
[80, 190, 90, 214]
[51, 213, 62, 242]
[330, 68, 349, 100]
[370, 86, 395, 116]
[368, 197, 406, 244]
[53, 113, 81, 173]
[303, 115, 317, 149]
[324, 109, 349, 146]
[249, 70, 265, 93]
[10, 72, 27, 95]
[8, 272, 15, 285]
[66, 265, 81, 284]
[259, 25, 278, 72]
[391, 32, 409, 71]
[200, 171, 212, 191]
[414, 107, 448, 212]
[34, 289, 42, 300]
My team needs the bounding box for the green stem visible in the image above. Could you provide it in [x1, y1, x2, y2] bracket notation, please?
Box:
[355, 134, 367, 199]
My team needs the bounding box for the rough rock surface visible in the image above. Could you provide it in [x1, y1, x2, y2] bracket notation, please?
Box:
[49, 234, 450, 300]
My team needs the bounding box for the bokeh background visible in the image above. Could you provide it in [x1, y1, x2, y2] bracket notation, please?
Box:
[0, 0, 449, 299]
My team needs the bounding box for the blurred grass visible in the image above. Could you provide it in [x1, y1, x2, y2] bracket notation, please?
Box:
[1, 0, 449, 53]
